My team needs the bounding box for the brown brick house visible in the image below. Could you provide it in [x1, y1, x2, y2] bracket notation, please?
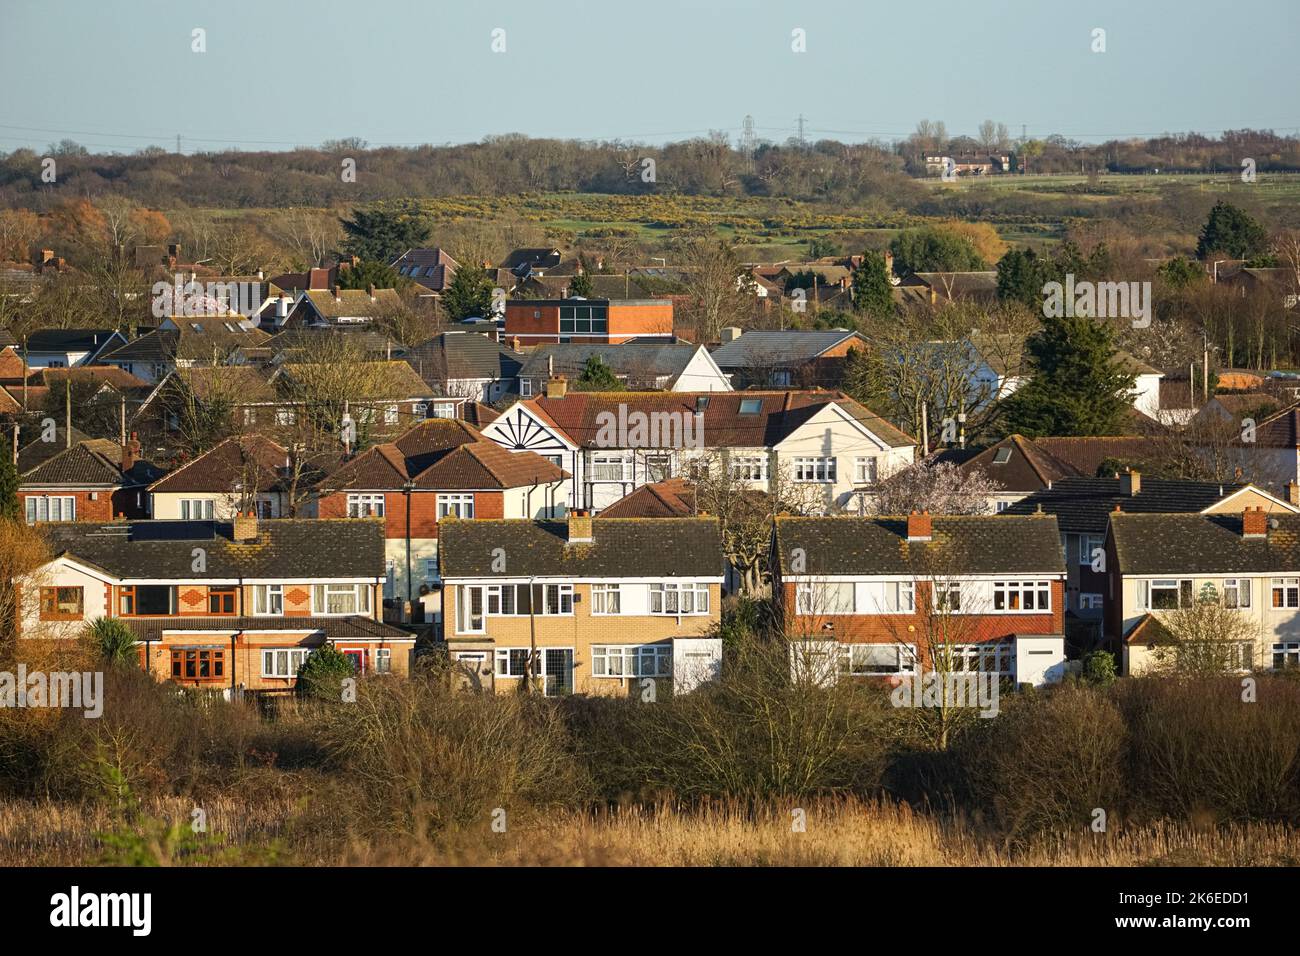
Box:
[18, 435, 162, 524]
[772, 512, 1068, 686]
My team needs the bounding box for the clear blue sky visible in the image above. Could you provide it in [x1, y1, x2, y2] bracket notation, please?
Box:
[1, 0, 1295, 153]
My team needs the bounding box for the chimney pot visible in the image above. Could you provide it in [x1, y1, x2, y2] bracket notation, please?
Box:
[233, 511, 258, 542]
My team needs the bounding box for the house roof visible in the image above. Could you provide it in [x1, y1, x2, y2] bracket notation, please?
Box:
[99, 321, 268, 364]
[0, 345, 25, 380]
[1248, 403, 1300, 448]
[167, 366, 280, 404]
[42, 518, 385, 580]
[274, 360, 434, 400]
[320, 418, 565, 491]
[933, 434, 1078, 494]
[1028, 436, 1153, 477]
[438, 517, 723, 579]
[1000, 477, 1244, 534]
[709, 331, 863, 369]
[500, 248, 563, 273]
[302, 288, 404, 320]
[1110, 512, 1300, 575]
[118, 614, 408, 642]
[404, 332, 522, 385]
[19, 439, 163, 488]
[599, 478, 697, 518]
[520, 390, 913, 450]
[24, 329, 119, 353]
[390, 247, 459, 292]
[773, 514, 1066, 576]
[258, 328, 405, 362]
[35, 366, 151, 391]
[518, 343, 702, 383]
[1121, 613, 1179, 647]
[147, 435, 300, 494]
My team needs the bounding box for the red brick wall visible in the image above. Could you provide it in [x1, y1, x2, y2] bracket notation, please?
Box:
[18, 490, 115, 522]
[505, 303, 559, 340]
[318, 490, 505, 538]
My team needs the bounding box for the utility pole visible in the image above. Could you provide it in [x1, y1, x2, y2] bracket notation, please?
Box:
[65, 377, 71, 448]
[176, 133, 182, 155]
[796, 114, 806, 148]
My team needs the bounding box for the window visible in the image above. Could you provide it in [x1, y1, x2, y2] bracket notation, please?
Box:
[591, 644, 672, 678]
[949, 642, 1013, 675]
[995, 501, 1011, 513]
[853, 457, 878, 484]
[25, 496, 75, 524]
[589, 456, 627, 481]
[243, 408, 257, 426]
[993, 580, 1052, 612]
[1078, 593, 1104, 610]
[1079, 535, 1104, 566]
[650, 581, 710, 615]
[1272, 578, 1300, 609]
[120, 585, 173, 616]
[481, 583, 573, 617]
[738, 398, 763, 414]
[1223, 578, 1252, 609]
[275, 408, 297, 426]
[881, 581, 915, 613]
[413, 401, 429, 418]
[347, 494, 385, 518]
[208, 586, 237, 615]
[254, 584, 283, 615]
[383, 404, 400, 425]
[1150, 579, 1193, 610]
[384, 559, 396, 600]
[312, 583, 371, 615]
[992, 447, 1013, 464]
[437, 494, 474, 519]
[795, 581, 855, 615]
[1273, 641, 1300, 669]
[261, 648, 311, 678]
[520, 380, 533, 397]
[180, 499, 214, 520]
[729, 456, 768, 481]
[458, 585, 485, 633]
[171, 648, 225, 682]
[793, 457, 836, 482]
[432, 402, 456, 419]
[558, 304, 608, 334]
[644, 454, 672, 482]
[422, 557, 438, 584]
[591, 582, 621, 614]
[39, 587, 84, 620]
[933, 581, 962, 612]
[770, 370, 792, 387]
[375, 647, 392, 674]
[840, 643, 916, 676]
[495, 648, 535, 677]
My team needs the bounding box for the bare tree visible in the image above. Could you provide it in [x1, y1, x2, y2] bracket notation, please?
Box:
[861, 461, 1003, 516]
[1152, 583, 1264, 676]
[674, 235, 755, 343]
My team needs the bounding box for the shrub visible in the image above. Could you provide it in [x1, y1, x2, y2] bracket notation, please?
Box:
[86, 618, 138, 667]
[296, 644, 357, 701]
[1081, 650, 1117, 686]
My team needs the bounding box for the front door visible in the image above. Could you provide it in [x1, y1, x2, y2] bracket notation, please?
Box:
[542, 648, 573, 697]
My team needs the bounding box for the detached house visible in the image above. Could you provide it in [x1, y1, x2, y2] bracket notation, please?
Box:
[275, 287, 406, 329]
[710, 329, 867, 389]
[19, 516, 412, 690]
[18, 435, 162, 523]
[515, 343, 731, 396]
[315, 419, 567, 619]
[481, 385, 915, 513]
[21, 329, 126, 369]
[439, 514, 724, 696]
[1107, 509, 1300, 675]
[772, 512, 1068, 686]
[403, 331, 523, 404]
[390, 248, 459, 296]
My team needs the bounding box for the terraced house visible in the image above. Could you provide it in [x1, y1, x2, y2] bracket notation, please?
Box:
[772, 512, 1068, 686]
[1107, 509, 1300, 675]
[18, 515, 410, 691]
[438, 514, 723, 696]
[481, 386, 915, 513]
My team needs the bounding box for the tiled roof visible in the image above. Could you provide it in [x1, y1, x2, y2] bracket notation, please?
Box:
[321, 419, 564, 491]
[118, 614, 408, 641]
[934, 434, 1078, 494]
[1030, 437, 1153, 477]
[20, 439, 163, 488]
[1000, 477, 1242, 534]
[1110, 512, 1300, 575]
[518, 343, 701, 383]
[25, 329, 119, 353]
[1250, 404, 1300, 448]
[43, 519, 385, 579]
[170, 366, 279, 404]
[36, 366, 150, 390]
[390, 248, 459, 292]
[16, 426, 92, 472]
[439, 517, 723, 579]
[523, 390, 913, 449]
[99, 321, 268, 364]
[404, 332, 522, 385]
[599, 479, 696, 518]
[0, 345, 25, 380]
[275, 360, 433, 400]
[260, 328, 404, 362]
[148, 435, 299, 494]
[302, 288, 404, 319]
[773, 514, 1066, 576]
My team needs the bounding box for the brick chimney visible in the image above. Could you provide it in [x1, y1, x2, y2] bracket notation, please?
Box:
[40, 248, 54, 264]
[906, 510, 932, 542]
[1288, 481, 1300, 507]
[1120, 468, 1141, 497]
[121, 431, 140, 473]
[567, 508, 593, 544]
[1243, 506, 1268, 539]
[330, 285, 341, 302]
[546, 375, 568, 399]
[233, 511, 258, 542]
[366, 283, 376, 301]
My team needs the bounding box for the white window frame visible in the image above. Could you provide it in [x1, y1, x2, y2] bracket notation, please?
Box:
[1271, 577, 1300, 609]
[519, 380, 533, 397]
[483, 583, 574, 617]
[591, 582, 621, 615]
[853, 456, 878, 485]
[649, 581, 710, 615]
[347, 493, 385, 518]
[25, 495, 76, 524]
[949, 641, 1014, 676]
[1078, 534, 1104, 566]
[275, 408, 297, 426]
[432, 402, 456, 419]
[992, 580, 1052, 613]
[458, 585, 486, 633]
[795, 581, 855, 615]
[840, 643, 917, 676]
[375, 647, 392, 674]
[729, 456, 768, 482]
[591, 644, 672, 679]
[1223, 578, 1252, 610]
[179, 498, 214, 520]
[1078, 593, 1103, 611]
[933, 580, 963, 612]
[494, 647, 535, 677]
[437, 494, 475, 520]
[311, 583, 371, 616]
[261, 647, 311, 678]
[589, 455, 629, 482]
[253, 584, 284, 616]
[793, 457, 836, 483]
[383, 404, 400, 425]
[1273, 641, 1300, 669]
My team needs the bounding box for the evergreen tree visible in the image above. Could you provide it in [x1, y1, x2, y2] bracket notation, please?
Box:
[574, 355, 622, 391]
[442, 263, 494, 321]
[1196, 200, 1269, 260]
[340, 203, 432, 262]
[0, 451, 18, 521]
[996, 248, 1052, 308]
[851, 250, 894, 317]
[335, 259, 409, 291]
[999, 313, 1136, 437]
[889, 226, 986, 275]
[568, 272, 593, 297]
[1156, 256, 1206, 287]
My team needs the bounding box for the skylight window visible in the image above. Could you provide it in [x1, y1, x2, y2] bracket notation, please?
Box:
[739, 399, 763, 415]
[993, 447, 1012, 464]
